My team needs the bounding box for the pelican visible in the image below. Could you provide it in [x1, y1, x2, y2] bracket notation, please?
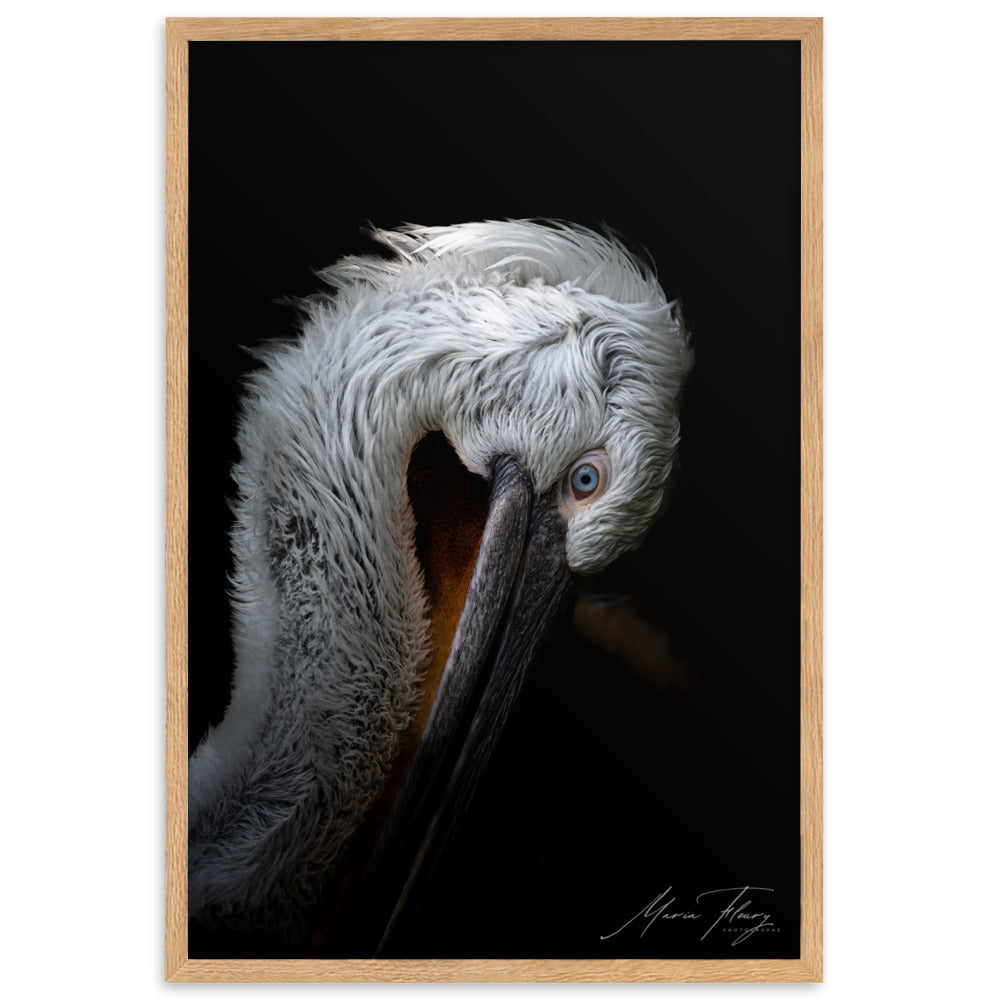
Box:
[188, 220, 693, 953]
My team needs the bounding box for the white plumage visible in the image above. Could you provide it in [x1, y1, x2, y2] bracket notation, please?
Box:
[189, 220, 693, 944]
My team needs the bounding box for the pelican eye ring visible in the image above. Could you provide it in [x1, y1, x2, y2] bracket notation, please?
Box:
[564, 450, 611, 505]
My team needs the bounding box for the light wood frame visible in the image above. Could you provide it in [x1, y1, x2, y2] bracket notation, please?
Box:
[166, 16, 822, 983]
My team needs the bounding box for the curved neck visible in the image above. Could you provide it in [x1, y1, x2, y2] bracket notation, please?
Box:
[188, 333, 452, 932]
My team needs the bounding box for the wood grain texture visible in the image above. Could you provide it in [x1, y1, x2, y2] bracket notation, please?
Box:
[166, 16, 822, 42]
[165, 16, 823, 983]
[165, 17, 189, 981]
[167, 957, 817, 983]
[799, 17, 824, 985]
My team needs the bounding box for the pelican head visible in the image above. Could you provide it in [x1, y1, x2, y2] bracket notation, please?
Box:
[188, 220, 693, 952]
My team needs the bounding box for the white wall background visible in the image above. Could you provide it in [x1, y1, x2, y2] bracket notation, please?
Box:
[1, 1, 997, 995]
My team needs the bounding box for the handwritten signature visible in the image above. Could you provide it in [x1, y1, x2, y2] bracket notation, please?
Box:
[601, 885, 776, 947]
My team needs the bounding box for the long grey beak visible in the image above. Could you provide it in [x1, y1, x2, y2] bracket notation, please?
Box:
[359, 455, 572, 954]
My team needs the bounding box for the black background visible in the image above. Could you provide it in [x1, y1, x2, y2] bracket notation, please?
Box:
[189, 40, 801, 959]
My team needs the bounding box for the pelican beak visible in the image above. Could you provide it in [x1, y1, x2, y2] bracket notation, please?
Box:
[362, 455, 572, 953]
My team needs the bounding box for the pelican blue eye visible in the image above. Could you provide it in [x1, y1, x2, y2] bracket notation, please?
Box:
[572, 463, 599, 495]
[573, 462, 601, 496]
[564, 451, 611, 505]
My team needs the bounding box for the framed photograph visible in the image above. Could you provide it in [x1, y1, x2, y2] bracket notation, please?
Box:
[166, 17, 822, 983]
